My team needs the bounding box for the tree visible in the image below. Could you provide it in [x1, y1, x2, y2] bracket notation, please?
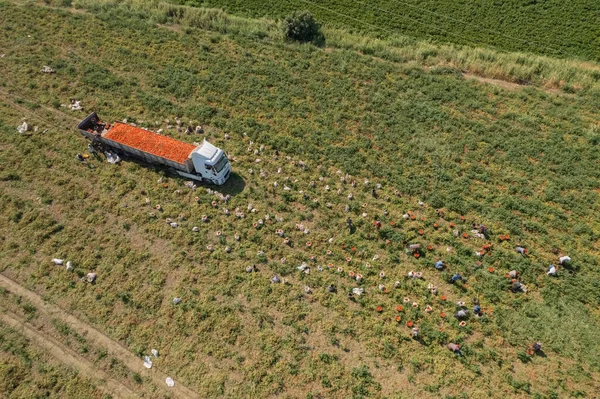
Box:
[282, 11, 324, 45]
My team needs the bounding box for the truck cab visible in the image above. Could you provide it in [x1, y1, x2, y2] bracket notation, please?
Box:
[191, 139, 231, 185]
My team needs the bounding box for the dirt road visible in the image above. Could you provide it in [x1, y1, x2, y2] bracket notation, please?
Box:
[0, 273, 199, 399]
[0, 309, 137, 398]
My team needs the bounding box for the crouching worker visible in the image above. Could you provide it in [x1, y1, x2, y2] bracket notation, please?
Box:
[450, 272, 463, 283]
[527, 342, 542, 355]
[447, 343, 462, 356]
[516, 246, 528, 256]
[559, 255, 571, 265]
[511, 279, 527, 293]
[455, 309, 469, 320]
[547, 264, 557, 276]
[411, 327, 419, 339]
[480, 224, 488, 235]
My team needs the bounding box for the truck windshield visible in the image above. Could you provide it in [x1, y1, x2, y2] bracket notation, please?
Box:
[214, 154, 229, 173]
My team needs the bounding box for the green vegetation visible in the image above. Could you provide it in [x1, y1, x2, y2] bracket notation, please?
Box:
[65, 0, 600, 92]
[175, 0, 600, 61]
[0, 0, 599, 398]
[282, 10, 324, 45]
[0, 324, 103, 398]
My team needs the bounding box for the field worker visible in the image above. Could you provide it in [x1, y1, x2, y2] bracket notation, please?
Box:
[511, 279, 527, 293]
[479, 224, 488, 237]
[434, 260, 445, 270]
[547, 264, 557, 276]
[411, 327, 419, 338]
[86, 273, 96, 283]
[511, 279, 520, 292]
[455, 309, 468, 320]
[508, 270, 518, 278]
[327, 284, 337, 293]
[559, 255, 571, 265]
[451, 272, 463, 283]
[447, 343, 462, 356]
[473, 304, 482, 316]
[374, 221, 382, 230]
[533, 342, 542, 352]
[372, 188, 378, 199]
[520, 283, 528, 293]
[346, 217, 353, 232]
[516, 246, 528, 255]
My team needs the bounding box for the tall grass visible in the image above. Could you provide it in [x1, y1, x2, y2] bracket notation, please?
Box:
[323, 27, 600, 91]
[73, 0, 282, 38]
[69, 0, 600, 92]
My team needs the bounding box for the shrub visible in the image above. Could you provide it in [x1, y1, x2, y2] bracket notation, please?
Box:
[282, 11, 324, 45]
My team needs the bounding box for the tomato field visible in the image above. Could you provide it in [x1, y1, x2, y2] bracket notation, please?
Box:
[1, 1, 599, 398]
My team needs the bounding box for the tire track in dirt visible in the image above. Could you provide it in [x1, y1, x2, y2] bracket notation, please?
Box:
[0, 309, 136, 399]
[0, 273, 200, 399]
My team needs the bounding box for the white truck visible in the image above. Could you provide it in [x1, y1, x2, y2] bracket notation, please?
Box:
[77, 112, 231, 185]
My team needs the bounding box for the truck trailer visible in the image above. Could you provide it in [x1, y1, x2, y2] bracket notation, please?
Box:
[77, 112, 231, 185]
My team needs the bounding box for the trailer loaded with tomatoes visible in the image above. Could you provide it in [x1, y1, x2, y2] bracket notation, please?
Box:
[77, 112, 231, 185]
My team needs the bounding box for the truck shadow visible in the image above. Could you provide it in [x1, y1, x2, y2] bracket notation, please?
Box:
[107, 154, 246, 195]
[218, 172, 245, 196]
[168, 169, 246, 196]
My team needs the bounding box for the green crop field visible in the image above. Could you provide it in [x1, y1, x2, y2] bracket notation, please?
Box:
[174, 0, 600, 61]
[1, 0, 600, 398]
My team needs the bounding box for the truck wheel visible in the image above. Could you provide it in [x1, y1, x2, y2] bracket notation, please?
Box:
[168, 168, 181, 178]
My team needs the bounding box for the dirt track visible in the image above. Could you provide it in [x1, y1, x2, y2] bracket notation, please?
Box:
[0, 309, 137, 398]
[0, 273, 199, 399]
